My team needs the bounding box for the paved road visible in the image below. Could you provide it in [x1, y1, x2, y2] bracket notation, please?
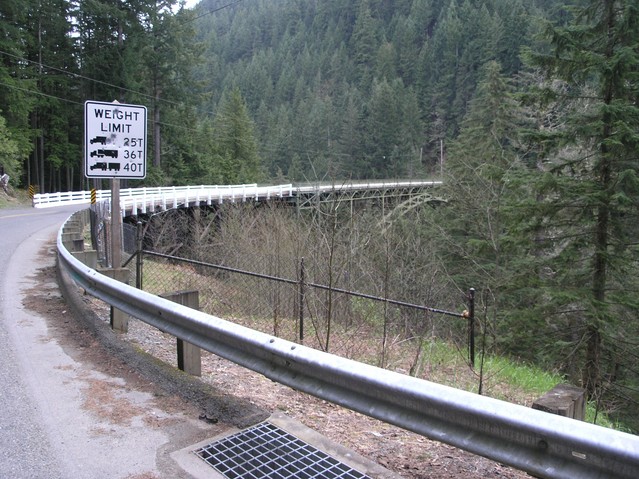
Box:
[0, 206, 218, 478]
[0, 207, 72, 478]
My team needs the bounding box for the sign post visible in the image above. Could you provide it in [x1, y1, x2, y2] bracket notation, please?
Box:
[84, 99, 147, 270]
[84, 100, 147, 333]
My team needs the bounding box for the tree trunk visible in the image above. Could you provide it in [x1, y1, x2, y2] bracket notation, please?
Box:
[583, 0, 616, 399]
[154, 83, 161, 168]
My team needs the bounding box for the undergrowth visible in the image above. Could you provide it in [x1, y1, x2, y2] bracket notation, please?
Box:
[139, 257, 626, 432]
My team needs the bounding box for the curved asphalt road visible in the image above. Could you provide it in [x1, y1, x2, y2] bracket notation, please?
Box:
[0, 205, 218, 478]
[0, 206, 73, 478]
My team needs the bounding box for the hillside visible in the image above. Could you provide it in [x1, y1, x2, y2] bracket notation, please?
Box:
[191, 0, 543, 180]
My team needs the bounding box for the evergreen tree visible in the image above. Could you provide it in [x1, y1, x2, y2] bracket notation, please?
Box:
[520, 0, 639, 400]
[362, 77, 422, 178]
[439, 61, 527, 359]
[0, 0, 35, 184]
[26, 0, 80, 191]
[0, 114, 21, 179]
[362, 78, 403, 177]
[336, 87, 364, 179]
[212, 87, 261, 183]
[352, 0, 378, 91]
[419, 0, 463, 149]
[492, 0, 530, 75]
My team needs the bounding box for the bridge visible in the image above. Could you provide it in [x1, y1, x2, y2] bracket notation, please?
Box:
[32, 180, 443, 216]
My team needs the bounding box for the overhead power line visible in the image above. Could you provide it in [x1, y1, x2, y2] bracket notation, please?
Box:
[0, 0, 244, 114]
[0, 49, 194, 112]
[0, 79, 202, 133]
[180, 0, 244, 25]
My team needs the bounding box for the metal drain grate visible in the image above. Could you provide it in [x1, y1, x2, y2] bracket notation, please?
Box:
[194, 421, 373, 479]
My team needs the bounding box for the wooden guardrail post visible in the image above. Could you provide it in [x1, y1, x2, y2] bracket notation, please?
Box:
[61, 221, 84, 252]
[532, 384, 586, 421]
[99, 268, 130, 333]
[71, 250, 98, 269]
[160, 290, 202, 377]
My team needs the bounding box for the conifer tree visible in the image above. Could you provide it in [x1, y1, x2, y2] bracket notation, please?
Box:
[0, 114, 21, 179]
[352, 0, 378, 91]
[439, 61, 526, 356]
[0, 0, 34, 183]
[213, 87, 261, 184]
[521, 0, 639, 400]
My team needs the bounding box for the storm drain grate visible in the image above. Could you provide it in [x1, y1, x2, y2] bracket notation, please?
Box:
[194, 421, 373, 479]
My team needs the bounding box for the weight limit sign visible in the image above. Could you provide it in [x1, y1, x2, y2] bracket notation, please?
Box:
[85, 100, 147, 179]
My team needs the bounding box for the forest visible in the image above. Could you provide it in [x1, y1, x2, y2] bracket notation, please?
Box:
[1, 0, 639, 431]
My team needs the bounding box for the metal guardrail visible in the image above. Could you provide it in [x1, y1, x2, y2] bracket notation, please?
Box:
[57, 212, 639, 479]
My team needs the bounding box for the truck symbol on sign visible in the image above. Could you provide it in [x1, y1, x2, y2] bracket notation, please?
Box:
[90, 162, 121, 172]
[90, 136, 108, 145]
[90, 149, 118, 159]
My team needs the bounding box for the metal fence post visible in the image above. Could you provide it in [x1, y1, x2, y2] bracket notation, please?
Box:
[299, 257, 305, 342]
[468, 288, 476, 368]
[136, 220, 144, 289]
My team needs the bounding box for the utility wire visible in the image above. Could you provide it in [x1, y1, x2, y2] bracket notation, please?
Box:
[0, 0, 244, 113]
[180, 0, 244, 25]
[0, 49, 202, 113]
[0, 79, 82, 106]
[0, 79, 204, 133]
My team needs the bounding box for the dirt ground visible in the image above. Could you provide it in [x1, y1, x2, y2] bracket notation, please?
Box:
[26, 242, 530, 479]
[122, 320, 530, 479]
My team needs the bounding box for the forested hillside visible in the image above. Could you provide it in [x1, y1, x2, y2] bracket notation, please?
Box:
[2, 0, 639, 431]
[193, 0, 539, 181]
[1, 0, 552, 190]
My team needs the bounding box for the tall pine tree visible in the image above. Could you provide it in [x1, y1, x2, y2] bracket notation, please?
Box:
[212, 87, 261, 184]
[521, 0, 639, 402]
[438, 60, 527, 361]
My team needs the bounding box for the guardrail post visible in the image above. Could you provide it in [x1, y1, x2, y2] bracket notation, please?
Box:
[72, 250, 98, 269]
[160, 290, 202, 377]
[61, 221, 84, 252]
[99, 268, 130, 333]
[532, 384, 586, 421]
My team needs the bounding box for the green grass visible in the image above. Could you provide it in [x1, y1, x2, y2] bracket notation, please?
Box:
[478, 354, 624, 430]
[416, 341, 627, 431]
[480, 355, 562, 397]
[0, 189, 30, 208]
[142, 260, 201, 294]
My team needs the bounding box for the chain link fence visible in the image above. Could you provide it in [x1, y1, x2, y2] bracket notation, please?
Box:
[87, 199, 474, 377]
[126, 203, 474, 375]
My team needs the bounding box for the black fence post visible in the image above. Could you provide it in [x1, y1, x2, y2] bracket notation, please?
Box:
[299, 257, 305, 342]
[136, 221, 144, 289]
[468, 288, 476, 368]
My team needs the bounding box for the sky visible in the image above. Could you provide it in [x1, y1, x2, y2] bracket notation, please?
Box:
[183, 0, 201, 9]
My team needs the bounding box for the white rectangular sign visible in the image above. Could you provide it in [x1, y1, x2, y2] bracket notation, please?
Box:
[84, 100, 147, 179]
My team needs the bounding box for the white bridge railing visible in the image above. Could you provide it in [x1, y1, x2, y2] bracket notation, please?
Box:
[57, 210, 639, 479]
[33, 180, 442, 215]
[33, 184, 294, 214]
